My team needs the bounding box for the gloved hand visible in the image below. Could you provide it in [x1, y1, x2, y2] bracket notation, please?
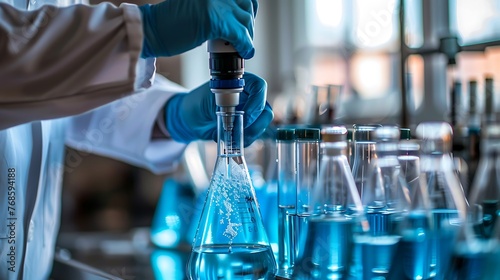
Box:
[139, 0, 258, 59]
[164, 73, 273, 147]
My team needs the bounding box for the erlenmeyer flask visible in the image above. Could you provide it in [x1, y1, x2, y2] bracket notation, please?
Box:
[292, 126, 366, 280]
[416, 122, 468, 280]
[187, 111, 277, 279]
[356, 126, 410, 280]
[387, 159, 434, 280]
[446, 124, 500, 279]
[469, 124, 500, 239]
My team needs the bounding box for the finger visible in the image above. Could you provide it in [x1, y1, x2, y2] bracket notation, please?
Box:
[235, 0, 255, 17]
[252, 0, 258, 17]
[221, 22, 254, 59]
[243, 103, 274, 147]
[233, 6, 254, 39]
[235, 6, 255, 38]
[241, 73, 267, 127]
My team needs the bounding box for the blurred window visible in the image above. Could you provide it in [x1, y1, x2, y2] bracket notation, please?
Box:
[301, 0, 400, 119]
[404, 0, 423, 48]
[351, 0, 399, 50]
[451, 0, 500, 45]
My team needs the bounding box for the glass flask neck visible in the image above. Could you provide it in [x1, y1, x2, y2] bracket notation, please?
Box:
[217, 112, 244, 157]
[322, 141, 348, 157]
[353, 141, 376, 165]
[482, 136, 500, 156]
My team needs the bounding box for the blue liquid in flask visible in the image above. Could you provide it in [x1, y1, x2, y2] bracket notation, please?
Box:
[188, 154, 277, 280]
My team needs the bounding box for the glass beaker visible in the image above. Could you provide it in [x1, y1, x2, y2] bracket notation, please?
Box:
[187, 111, 277, 279]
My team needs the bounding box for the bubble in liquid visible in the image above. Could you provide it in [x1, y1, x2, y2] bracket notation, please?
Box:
[211, 158, 254, 243]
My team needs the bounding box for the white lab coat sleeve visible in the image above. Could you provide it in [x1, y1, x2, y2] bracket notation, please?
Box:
[0, 2, 154, 130]
[65, 75, 188, 174]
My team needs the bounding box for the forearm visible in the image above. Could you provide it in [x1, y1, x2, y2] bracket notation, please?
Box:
[0, 2, 146, 129]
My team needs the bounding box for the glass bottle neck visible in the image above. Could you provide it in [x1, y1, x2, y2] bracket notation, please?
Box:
[217, 112, 244, 157]
[353, 141, 376, 165]
[482, 137, 500, 157]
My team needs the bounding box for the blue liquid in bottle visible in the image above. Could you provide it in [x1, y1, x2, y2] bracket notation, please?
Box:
[360, 235, 400, 279]
[293, 216, 355, 279]
[388, 213, 434, 280]
[354, 210, 402, 280]
[431, 209, 461, 279]
[447, 243, 488, 280]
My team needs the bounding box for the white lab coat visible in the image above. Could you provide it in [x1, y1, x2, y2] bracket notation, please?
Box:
[0, 0, 187, 279]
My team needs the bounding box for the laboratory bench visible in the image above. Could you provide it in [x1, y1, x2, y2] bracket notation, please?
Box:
[50, 228, 288, 280]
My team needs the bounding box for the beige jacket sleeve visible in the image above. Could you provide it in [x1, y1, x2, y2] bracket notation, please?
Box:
[0, 2, 152, 130]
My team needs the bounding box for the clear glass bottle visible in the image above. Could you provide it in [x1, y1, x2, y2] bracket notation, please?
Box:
[447, 124, 500, 279]
[295, 128, 321, 264]
[187, 111, 277, 279]
[387, 157, 434, 280]
[470, 124, 500, 238]
[398, 139, 421, 192]
[276, 127, 297, 276]
[355, 126, 410, 280]
[352, 124, 382, 197]
[292, 126, 366, 280]
[415, 122, 468, 280]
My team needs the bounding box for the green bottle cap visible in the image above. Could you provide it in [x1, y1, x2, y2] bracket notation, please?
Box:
[400, 128, 411, 140]
[276, 128, 296, 141]
[295, 128, 321, 141]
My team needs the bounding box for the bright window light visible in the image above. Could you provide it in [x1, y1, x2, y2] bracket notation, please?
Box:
[350, 52, 390, 98]
[456, 0, 496, 42]
[315, 0, 343, 28]
[353, 0, 398, 49]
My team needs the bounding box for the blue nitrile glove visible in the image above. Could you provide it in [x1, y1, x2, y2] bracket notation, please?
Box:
[165, 73, 273, 147]
[139, 0, 258, 59]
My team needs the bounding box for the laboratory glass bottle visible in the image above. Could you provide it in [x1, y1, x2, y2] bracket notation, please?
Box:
[351, 124, 381, 197]
[292, 126, 366, 280]
[415, 122, 468, 280]
[356, 126, 410, 280]
[187, 111, 277, 280]
[398, 139, 421, 192]
[446, 124, 500, 280]
[276, 128, 297, 276]
[386, 158, 434, 280]
[295, 128, 321, 265]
